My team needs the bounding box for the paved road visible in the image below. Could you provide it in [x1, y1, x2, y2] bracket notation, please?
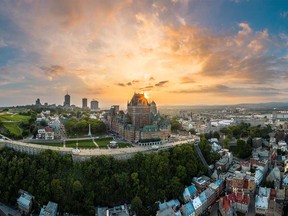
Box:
[0, 202, 21, 216]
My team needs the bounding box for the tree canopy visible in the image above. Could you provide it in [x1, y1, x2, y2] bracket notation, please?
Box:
[0, 144, 208, 215]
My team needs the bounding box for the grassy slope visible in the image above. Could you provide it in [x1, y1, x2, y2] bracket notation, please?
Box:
[0, 114, 30, 136]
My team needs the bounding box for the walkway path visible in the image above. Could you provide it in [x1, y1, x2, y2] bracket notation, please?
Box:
[0, 136, 195, 157]
[91, 136, 99, 148]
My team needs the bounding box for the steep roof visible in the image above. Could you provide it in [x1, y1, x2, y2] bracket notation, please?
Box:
[129, 93, 149, 106]
[184, 202, 195, 216]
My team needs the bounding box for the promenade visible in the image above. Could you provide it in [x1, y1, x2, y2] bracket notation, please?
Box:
[0, 137, 195, 160]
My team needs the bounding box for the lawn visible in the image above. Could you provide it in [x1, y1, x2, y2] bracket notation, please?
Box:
[65, 139, 97, 148]
[0, 114, 31, 136]
[96, 138, 113, 148]
[27, 138, 129, 149]
[0, 114, 30, 122]
[3, 122, 22, 136]
[118, 143, 133, 148]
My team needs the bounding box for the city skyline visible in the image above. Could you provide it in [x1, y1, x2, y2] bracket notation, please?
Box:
[0, 0, 288, 107]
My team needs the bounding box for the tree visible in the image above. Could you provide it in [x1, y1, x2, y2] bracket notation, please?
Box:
[235, 139, 252, 159]
[170, 118, 181, 132]
[188, 128, 196, 135]
[40, 120, 48, 127]
[50, 179, 64, 203]
[131, 196, 145, 216]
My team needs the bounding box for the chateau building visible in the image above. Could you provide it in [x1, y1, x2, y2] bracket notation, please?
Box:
[106, 93, 171, 144]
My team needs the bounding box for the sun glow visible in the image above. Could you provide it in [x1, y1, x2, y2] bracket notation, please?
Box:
[144, 92, 149, 99]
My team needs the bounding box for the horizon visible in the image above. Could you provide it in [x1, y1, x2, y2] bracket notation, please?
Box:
[1, 0, 288, 107]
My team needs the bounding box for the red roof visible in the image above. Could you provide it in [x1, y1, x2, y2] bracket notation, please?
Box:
[243, 179, 249, 189]
[45, 127, 54, 132]
[222, 192, 249, 206]
[222, 196, 232, 211]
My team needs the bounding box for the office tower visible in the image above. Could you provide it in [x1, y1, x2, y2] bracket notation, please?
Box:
[63, 93, 70, 107]
[82, 98, 88, 109]
[90, 99, 99, 110]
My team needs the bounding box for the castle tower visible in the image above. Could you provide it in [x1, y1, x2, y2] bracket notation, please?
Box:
[127, 93, 151, 129]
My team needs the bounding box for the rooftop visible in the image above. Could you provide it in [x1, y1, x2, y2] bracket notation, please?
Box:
[184, 202, 195, 216]
[192, 197, 202, 210]
[17, 192, 33, 208]
[129, 93, 149, 106]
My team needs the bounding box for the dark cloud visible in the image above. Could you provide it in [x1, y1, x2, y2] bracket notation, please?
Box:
[117, 83, 126, 87]
[40, 65, 65, 78]
[126, 82, 132, 86]
[132, 80, 139, 84]
[172, 84, 282, 97]
[180, 75, 195, 84]
[155, 80, 169, 87]
[140, 85, 154, 90]
[149, 76, 155, 81]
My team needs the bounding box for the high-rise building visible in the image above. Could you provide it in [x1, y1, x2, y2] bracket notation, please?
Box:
[63, 93, 70, 107]
[35, 98, 41, 106]
[82, 98, 88, 109]
[90, 99, 99, 110]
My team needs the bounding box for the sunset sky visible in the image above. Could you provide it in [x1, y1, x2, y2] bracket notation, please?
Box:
[0, 0, 288, 108]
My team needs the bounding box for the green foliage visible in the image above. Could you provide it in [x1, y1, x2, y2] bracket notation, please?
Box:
[170, 118, 181, 132]
[0, 144, 207, 215]
[40, 120, 48, 127]
[0, 113, 35, 139]
[199, 135, 221, 164]
[188, 128, 196, 135]
[262, 179, 274, 188]
[220, 123, 272, 140]
[229, 139, 252, 159]
[204, 131, 220, 140]
[64, 118, 106, 137]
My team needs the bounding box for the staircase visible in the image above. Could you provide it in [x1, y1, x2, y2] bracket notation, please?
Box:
[194, 142, 212, 176]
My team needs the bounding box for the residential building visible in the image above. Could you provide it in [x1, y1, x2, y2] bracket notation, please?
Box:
[17, 190, 33, 215]
[203, 188, 216, 208]
[39, 201, 58, 216]
[157, 199, 181, 216]
[215, 151, 233, 172]
[181, 202, 195, 216]
[208, 179, 224, 198]
[95, 204, 130, 216]
[219, 192, 250, 216]
[252, 137, 262, 148]
[255, 187, 270, 215]
[183, 184, 198, 202]
[192, 197, 202, 215]
[37, 127, 55, 140]
[192, 176, 211, 190]
[266, 165, 281, 188]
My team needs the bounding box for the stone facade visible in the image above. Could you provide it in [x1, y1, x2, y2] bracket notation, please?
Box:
[106, 93, 171, 143]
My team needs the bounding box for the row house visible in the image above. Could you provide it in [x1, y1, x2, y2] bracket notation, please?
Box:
[219, 192, 250, 216]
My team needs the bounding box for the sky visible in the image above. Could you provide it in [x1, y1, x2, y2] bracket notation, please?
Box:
[0, 0, 288, 108]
